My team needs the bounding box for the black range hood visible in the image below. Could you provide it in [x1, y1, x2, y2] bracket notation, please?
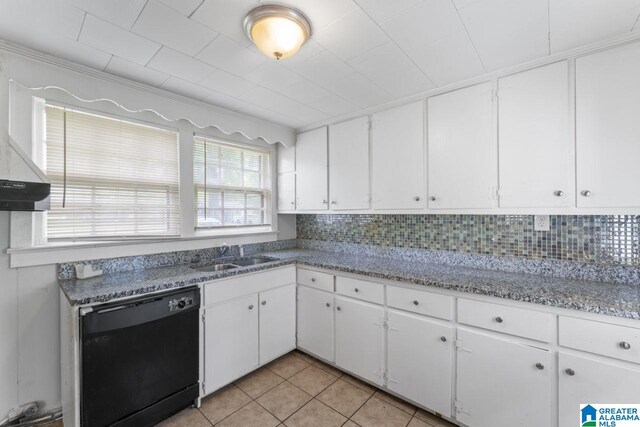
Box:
[0, 180, 50, 211]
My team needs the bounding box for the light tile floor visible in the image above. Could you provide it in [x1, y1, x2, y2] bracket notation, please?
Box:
[157, 350, 455, 427]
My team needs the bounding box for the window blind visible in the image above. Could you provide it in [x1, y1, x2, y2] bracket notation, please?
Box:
[45, 105, 180, 239]
[194, 136, 270, 228]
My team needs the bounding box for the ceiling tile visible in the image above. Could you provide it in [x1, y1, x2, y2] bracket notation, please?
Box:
[348, 41, 415, 79]
[191, 0, 259, 46]
[148, 47, 215, 82]
[457, 0, 549, 71]
[196, 35, 267, 76]
[326, 73, 386, 101]
[201, 90, 248, 111]
[308, 94, 358, 116]
[407, 31, 486, 87]
[79, 14, 161, 65]
[157, 0, 204, 16]
[349, 89, 394, 108]
[354, 0, 422, 23]
[244, 62, 303, 92]
[312, 9, 388, 61]
[132, 0, 218, 56]
[367, 64, 434, 97]
[550, 0, 640, 53]
[381, 1, 465, 51]
[199, 69, 256, 97]
[279, 80, 333, 104]
[238, 103, 280, 121]
[290, 50, 355, 87]
[278, 39, 325, 69]
[160, 76, 211, 100]
[0, 0, 85, 41]
[239, 86, 327, 123]
[285, 0, 359, 30]
[63, 0, 148, 29]
[105, 56, 170, 86]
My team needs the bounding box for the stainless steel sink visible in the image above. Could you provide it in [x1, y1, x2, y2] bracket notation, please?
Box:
[192, 263, 239, 272]
[231, 257, 274, 266]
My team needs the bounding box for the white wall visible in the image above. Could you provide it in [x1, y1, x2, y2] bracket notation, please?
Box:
[0, 47, 296, 416]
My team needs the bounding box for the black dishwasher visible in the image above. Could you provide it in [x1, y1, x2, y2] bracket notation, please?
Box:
[81, 287, 200, 427]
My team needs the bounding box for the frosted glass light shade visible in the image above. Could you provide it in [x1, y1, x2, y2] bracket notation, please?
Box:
[244, 5, 311, 60]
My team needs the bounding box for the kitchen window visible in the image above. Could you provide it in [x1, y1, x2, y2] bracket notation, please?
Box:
[194, 136, 271, 228]
[44, 105, 180, 240]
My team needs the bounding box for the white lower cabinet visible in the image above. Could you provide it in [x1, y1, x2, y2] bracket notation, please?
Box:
[456, 329, 551, 427]
[297, 285, 334, 362]
[259, 284, 296, 365]
[204, 293, 259, 394]
[559, 352, 640, 427]
[387, 310, 453, 417]
[335, 296, 385, 386]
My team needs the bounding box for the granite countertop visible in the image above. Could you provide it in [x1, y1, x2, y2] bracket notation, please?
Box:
[60, 249, 640, 319]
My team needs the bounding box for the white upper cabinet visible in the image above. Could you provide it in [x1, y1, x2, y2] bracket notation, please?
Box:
[371, 101, 425, 210]
[277, 173, 295, 211]
[296, 127, 328, 210]
[498, 61, 573, 208]
[329, 117, 370, 210]
[427, 82, 497, 209]
[277, 144, 295, 174]
[576, 43, 640, 208]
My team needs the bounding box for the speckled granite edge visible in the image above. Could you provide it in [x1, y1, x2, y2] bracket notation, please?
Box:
[57, 239, 297, 280]
[297, 240, 640, 285]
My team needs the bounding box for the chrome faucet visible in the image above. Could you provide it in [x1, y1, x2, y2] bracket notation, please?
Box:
[220, 243, 230, 257]
[239, 245, 244, 257]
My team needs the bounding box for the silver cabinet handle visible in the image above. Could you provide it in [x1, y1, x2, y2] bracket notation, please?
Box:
[582, 190, 591, 197]
[440, 336, 447, 342]
[311, 278, 316, 282]
[495, 316, 504, 323]
[554, 190, 564, 197]
[322, 199, 328, 204]
[565, 368, 575, 376]
[414, 196, 421, 201]
[290, 201, 295, 205]
[261, 300, 267, 306]
[336, 306, 342, 311]
[430, 196, 436, 201]
[325, 302, 331, 307]
[413, 300, 419, 306]
[354, 288, 359, 293]
[248, 305, 254, 310]
[331, 201, 336, 205]
[535, 363, 544, 370]
[620, 341, 632, 350]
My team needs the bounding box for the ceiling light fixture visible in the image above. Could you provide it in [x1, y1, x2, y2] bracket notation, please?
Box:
[243, 4, 311, 60]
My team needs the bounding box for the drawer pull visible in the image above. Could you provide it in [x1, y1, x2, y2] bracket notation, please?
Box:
[495, 316, 504, 323]
[326, 302, 331, 307]
[262, 300, 267, 306]
[248, 305, 254, 310]
[565, 368, 575, 376]
[354, 288, 359, 293]
[336, 306, 342, 311]
[535, 363, 544, 370]
[440, 336, 447, 342]
[311, 278, 316, 282]
[413, 300, 419, 306]
[620, 341, 632, 350]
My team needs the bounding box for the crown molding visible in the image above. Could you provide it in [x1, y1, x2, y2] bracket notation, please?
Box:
[298, 31, 640, 133]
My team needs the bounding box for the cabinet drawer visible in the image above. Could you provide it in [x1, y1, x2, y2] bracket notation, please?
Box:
[336, 276, 384, 305]
[458, 298, 552, 342]
[203, 267, 295, 306]
[559, 316, 640, 364]
[387, 286, 453, 320]
[297, 268, 334, 292]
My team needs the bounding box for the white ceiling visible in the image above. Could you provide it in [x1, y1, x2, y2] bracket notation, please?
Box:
[1, 0, 640, 129]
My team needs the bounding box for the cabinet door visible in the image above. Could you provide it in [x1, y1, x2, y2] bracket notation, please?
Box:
[372, 101, 425, 210]
[204, 294, 259, 394]
[456, 329, 551, 427]
[499, 61, 573, 208]
[277, 173, 296, 211]
[576, 43, 640, 207]
[387, 310, 453, 417]
[297, 286, 334, 362]
[278, 144, 295, 174]
[559, 353, 640, 427]
[296, 127, 328, 210]
[428, 82, 497, 209]
[329, 117, 370, 210]
[335, 296, 385, 385]
[259, 284, 296, 364]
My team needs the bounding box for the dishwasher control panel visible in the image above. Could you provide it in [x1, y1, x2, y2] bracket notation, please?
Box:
[168, 296, 195, 312]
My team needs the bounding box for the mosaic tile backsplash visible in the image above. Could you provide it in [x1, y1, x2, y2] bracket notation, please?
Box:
[296, 215, 640, 267]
